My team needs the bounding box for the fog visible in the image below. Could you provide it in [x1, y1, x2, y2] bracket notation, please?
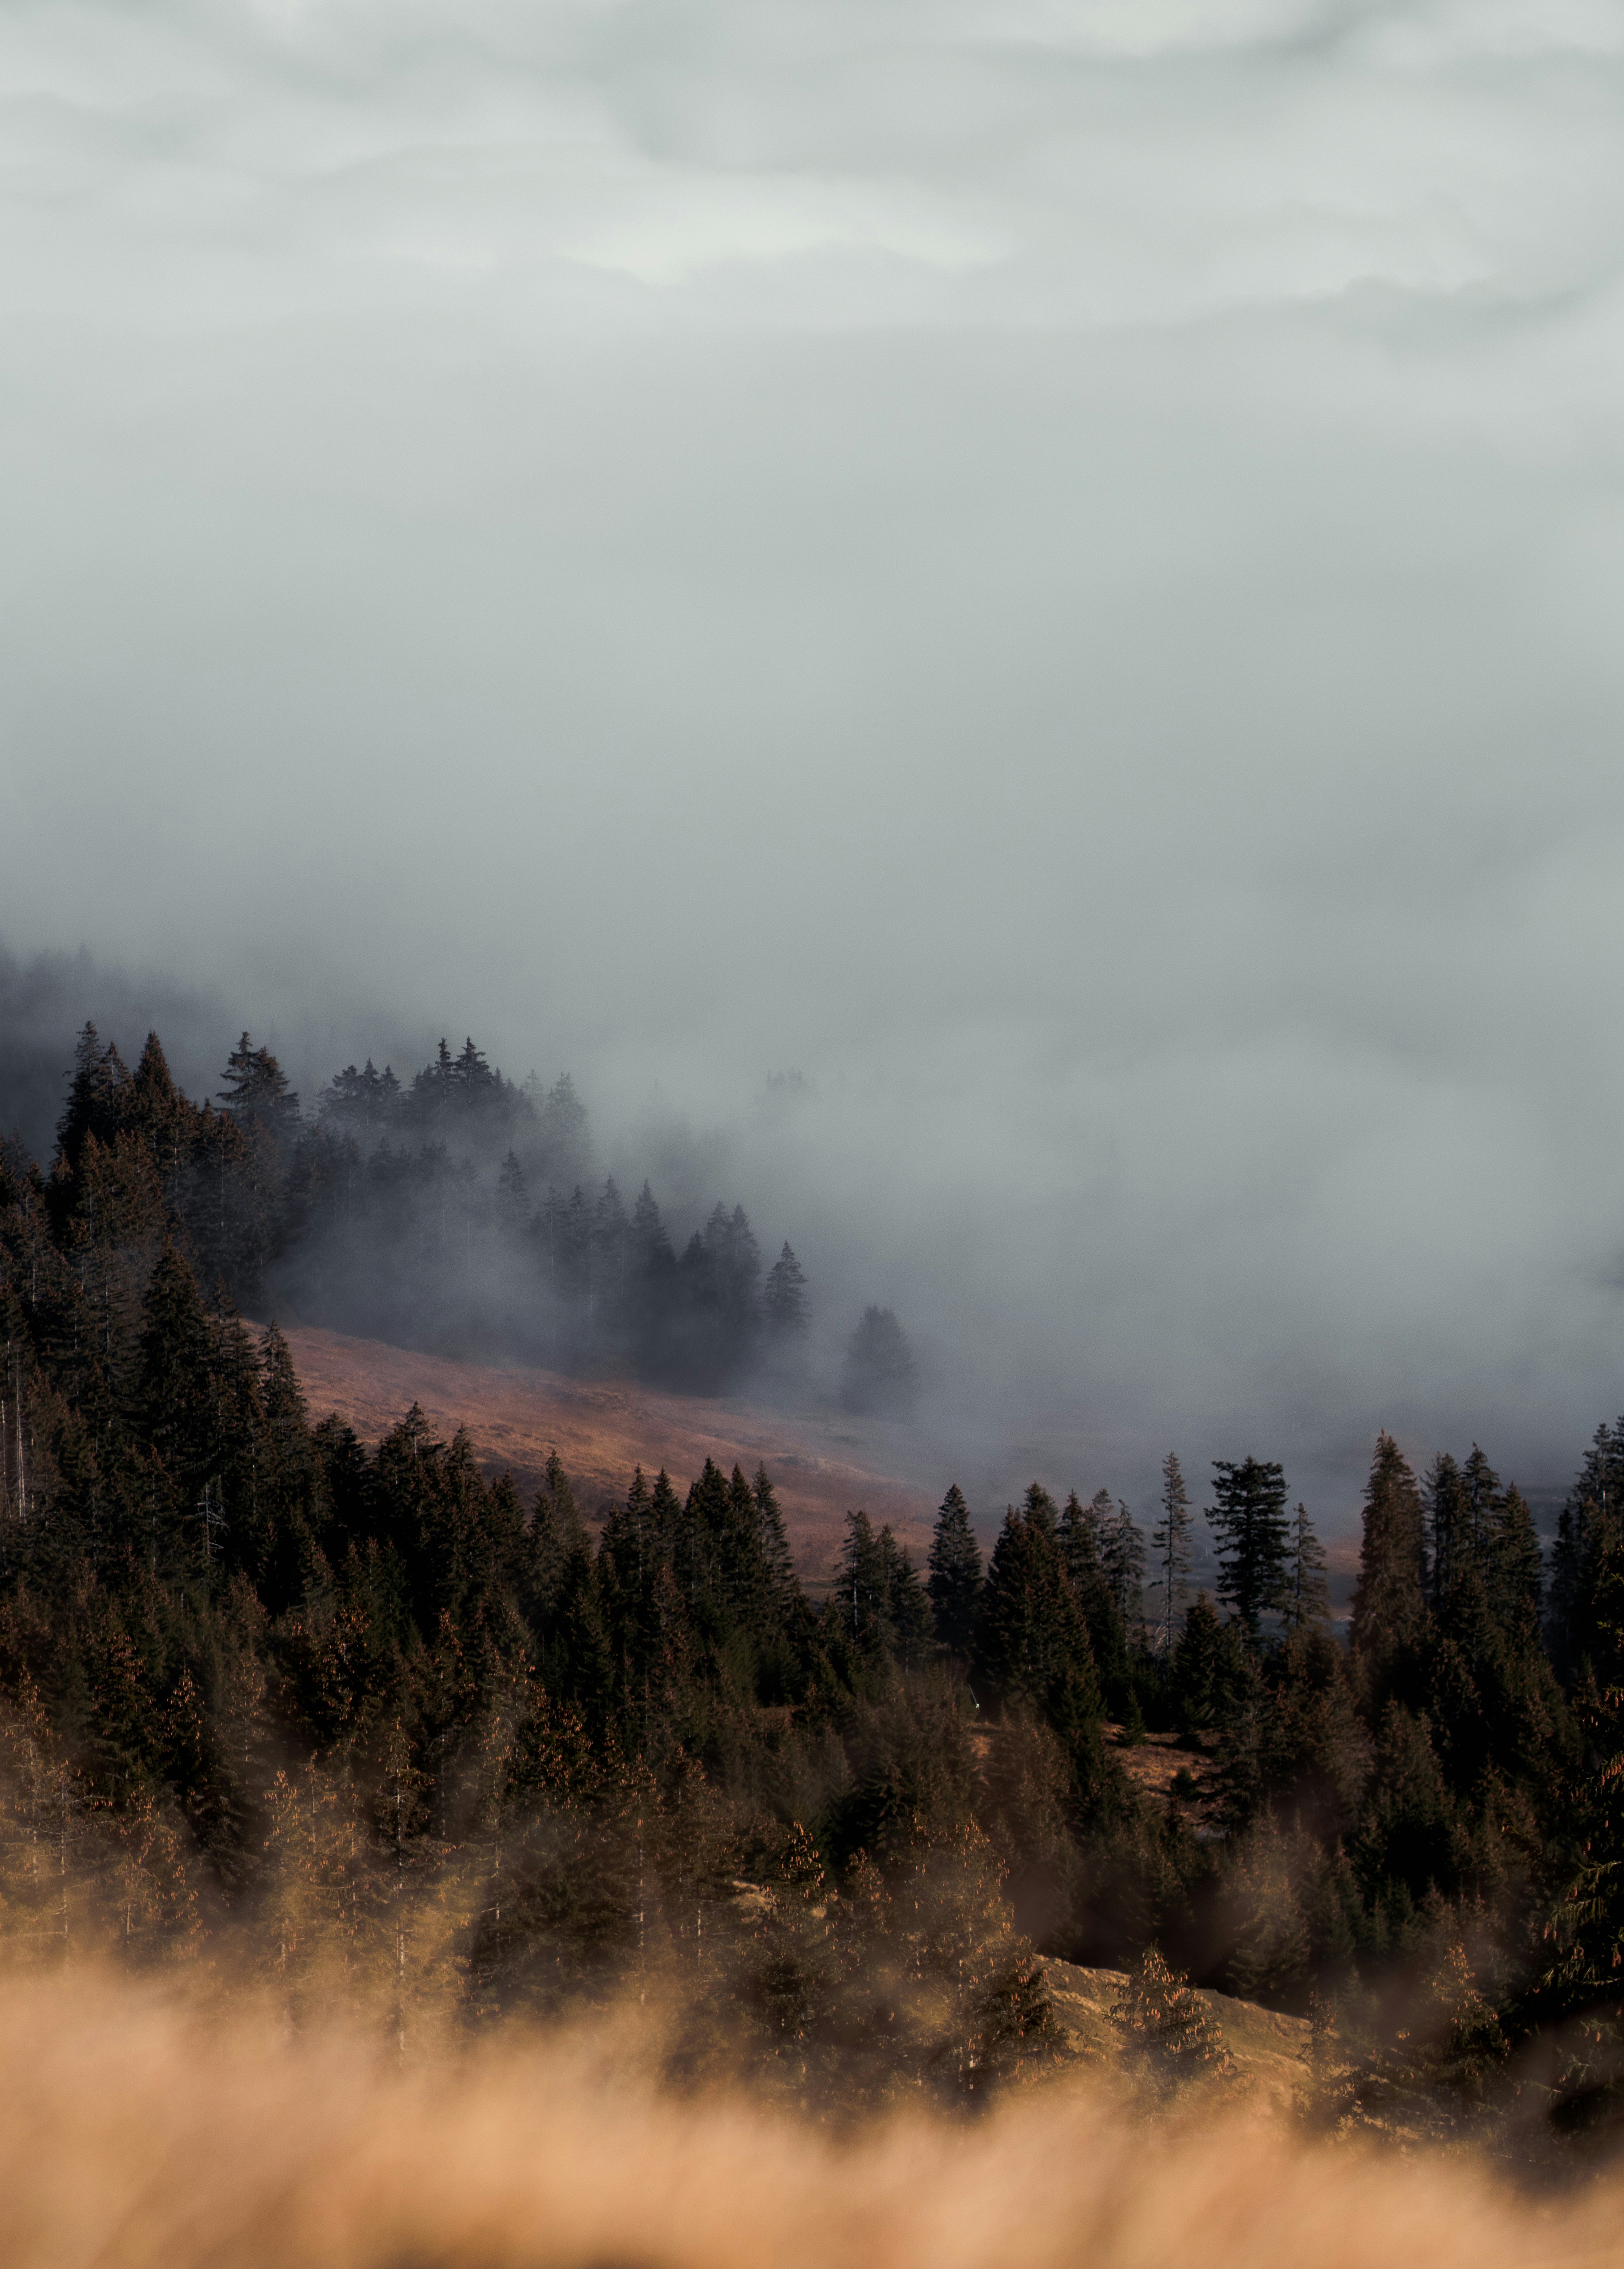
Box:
[4, 0, 1624, 1534]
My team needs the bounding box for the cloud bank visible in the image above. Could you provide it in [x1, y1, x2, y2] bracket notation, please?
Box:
[3, 0, 1624, 1527]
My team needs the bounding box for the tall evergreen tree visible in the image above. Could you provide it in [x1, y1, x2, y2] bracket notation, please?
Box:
[838, 1509, 890, 1649]
[137, 1244, 216, 1496]
[1281, 1503, 1331, 1635]
[218, 1034, 300, 1147]
[1059, 1488, 1129, 1706]
[1424, 1451, 1469, 1613]
[1461, 1444, 1501, 1577]
[974, 1505, 1099, 1735]
[927, 1484, 983, 1657]
[752, 1465, 798, 1619]
[56, 1022, 129, 1172]
[1102, 1500, 1146, 1637]
[1486, 1483, 1544, 1650]
[1208, 1457, 1290, 1642]
[840, 1305, 918, 1419]
[1349, 1433, 1426, 1692]
[1550, 1419, 1624, 1678]
[762, 1243, 809, 1346]
[1150, 1452, 1193, 1656]
[879, 1527, 935, 1668]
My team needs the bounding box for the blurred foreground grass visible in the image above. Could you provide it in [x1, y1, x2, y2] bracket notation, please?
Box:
[0, 1965, 1620, 2269]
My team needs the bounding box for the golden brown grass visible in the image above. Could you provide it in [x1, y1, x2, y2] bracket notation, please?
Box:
[272, 1320, 937, 1572]
[0, 1967, 1618, 2269]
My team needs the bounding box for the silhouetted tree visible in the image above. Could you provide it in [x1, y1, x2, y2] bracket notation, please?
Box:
[762, 1242, 808, 1346]
[1209, 1457, 1290, 1643]
[1282, 1503, 1331, 1636]
[840, 1306, 918, 1419]
[1150, 1453, 1193, 1656]
[928, 1484, 983, 1658]
[1350, 1433, 1426, 1701]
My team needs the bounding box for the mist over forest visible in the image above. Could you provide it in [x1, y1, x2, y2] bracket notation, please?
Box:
[3, 922, 1619, 1549]
[10, 0, 1624, 2211]
[1, 0, 1623, 1573]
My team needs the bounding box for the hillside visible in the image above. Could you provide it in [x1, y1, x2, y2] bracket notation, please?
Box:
[1043, 1960, 1311, 2107]
[271, 1321, 942, 1585]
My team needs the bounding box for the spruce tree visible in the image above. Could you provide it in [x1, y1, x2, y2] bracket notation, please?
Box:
[1424, 1451, 1469, 1612]
[840, 1306, 918, 1418]
[879, 1528, 935, 1667]
[838, 1509, 890, 1648]
[1059, 1487, 1129, 1707]
[1458, 1444, 1504, 1610]
[1550, 1419, 1624, 1678]
[1486, 1483, 1544, 1649]
[1171, 1593, 1225, 1730]
[497, 1151, 529, 1233]
[137, 1244, 217, 1499]
[218, 1034, 300, 1148]
[974, 1504, 1099, 1734]
[56, 1022, 129, 1171]
[1208, 1457, 1290, 1642]
[752, 1465, 798, 1619]
[1349, 1433, 1426, 1694]
[1150, 1452, 1193, 1655]
[1102, 1499, 1145, 1636]
[535, 1073, 592, 1189]
[762, 1244, 809, 1345]
[1110, 1946, 1233, 2090]
[928, 1484, 983, 1657]
[1281, 1503, 1331, 1634]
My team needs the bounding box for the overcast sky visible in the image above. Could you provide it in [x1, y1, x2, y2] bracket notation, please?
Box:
[4, 0, 1624, 1528]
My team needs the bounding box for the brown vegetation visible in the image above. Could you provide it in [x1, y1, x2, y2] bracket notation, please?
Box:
[269, 1320, 937, 1580]
[0, 1965, 1619, 2269]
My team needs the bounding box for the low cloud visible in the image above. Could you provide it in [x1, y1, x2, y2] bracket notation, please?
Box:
[3, 0, 1623, 1533]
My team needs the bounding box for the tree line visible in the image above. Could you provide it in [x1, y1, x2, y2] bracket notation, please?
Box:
[24, 1022, 831, 1397]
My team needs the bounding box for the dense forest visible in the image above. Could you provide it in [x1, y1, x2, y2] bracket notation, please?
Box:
[18, 1023, 822, 1396]
[3, 1024, 1624, 2140]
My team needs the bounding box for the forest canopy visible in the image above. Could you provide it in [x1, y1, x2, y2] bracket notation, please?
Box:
[22, 1021, 826, 1396]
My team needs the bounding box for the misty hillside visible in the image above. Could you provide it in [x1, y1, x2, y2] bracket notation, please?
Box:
[270, 1317, 939, 1582]
[10, 1016, 922, 1417]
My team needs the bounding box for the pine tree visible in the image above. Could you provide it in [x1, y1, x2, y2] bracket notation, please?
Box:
[218, 1034, 300, 1147]
[497, 1151, 529, 1233]
[1102, 1499, 1146, 1636]
[534, 1074, 592, 1190]
[974, 1505, 1099, 1734]
[127, 1031, 189, 1185]
[1350, 1433, 1426, 1695]
[1550, 1419, 1624, 1679]
[1461, 1443, 1500, 1572]
[1171, 1593, 1225, 1731]
[762, 1243, 809, 1345]
[1110, 1946, 1234, 2090]
[753, 1466, 798, 1619]
[879, 1528, 935, 1668]
[928, 1484, 983, 1657]
[55, 1022, 129, 1171]
[839, 1307, 918, 1418]
[1282, 1503, 1331, 1634]
[1486, 1483, 1544, 1649]
[1058, 1488, 1129, 1707]
[1150, 1452, 1193, 1655]
[1208, 1457, 1290, 1642]
[837, 1509, 891, 1651]
[137, 1244, 217, 1502]
[1425, 1451, 1469, 1612]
